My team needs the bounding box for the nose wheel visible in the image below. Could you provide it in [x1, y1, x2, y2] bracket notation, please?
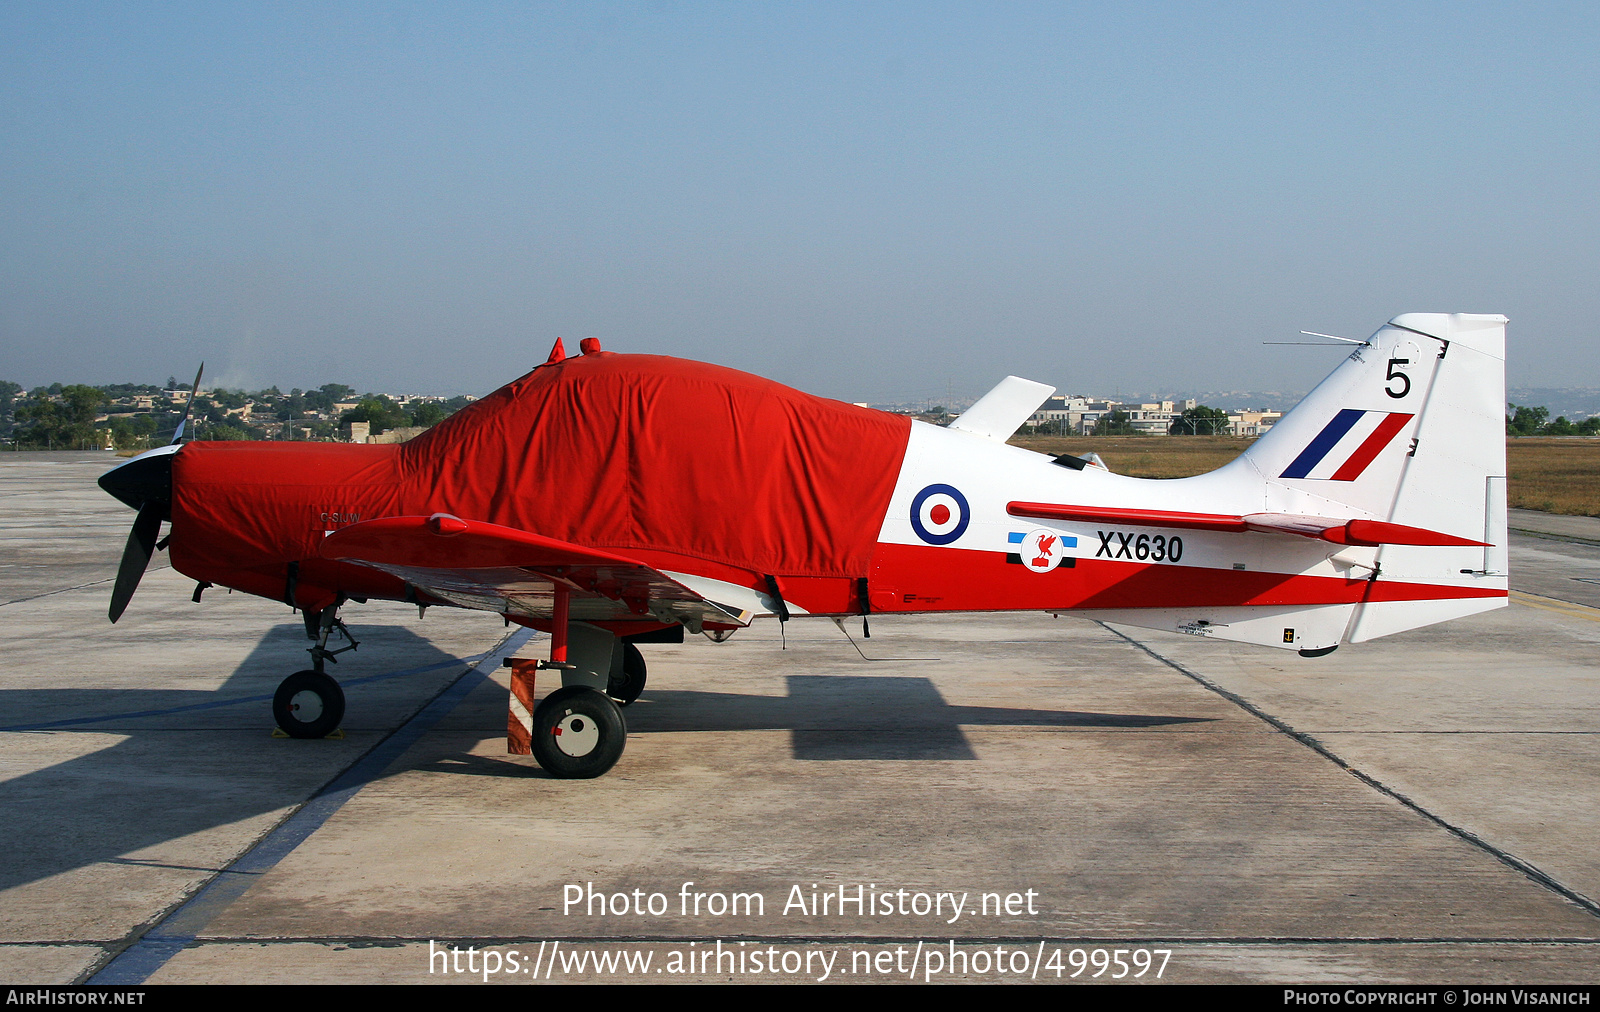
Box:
[273, 670, 346, 739]
[531, 686, 626, 778]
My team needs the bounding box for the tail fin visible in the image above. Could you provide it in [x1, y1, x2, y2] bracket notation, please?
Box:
[1238, 313, 1508, 640]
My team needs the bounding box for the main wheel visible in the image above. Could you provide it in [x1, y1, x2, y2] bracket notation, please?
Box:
[273, 670, 345, 739]
[608, 642, 647, 706]
[531, 686, 626, 778]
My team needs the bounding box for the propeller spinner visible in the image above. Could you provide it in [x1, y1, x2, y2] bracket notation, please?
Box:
[99, 363, 202, 622]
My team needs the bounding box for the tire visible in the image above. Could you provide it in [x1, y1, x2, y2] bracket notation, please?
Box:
[608, 642, 647, 706]
[273, 670, 345, 739]
[530, 686, 626, 778]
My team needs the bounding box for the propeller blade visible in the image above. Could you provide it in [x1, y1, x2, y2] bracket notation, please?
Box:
[109, 503, 163, 623]
[170, 362, 204, 444]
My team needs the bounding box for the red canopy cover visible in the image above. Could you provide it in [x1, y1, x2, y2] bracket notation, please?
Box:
[172, 352, 911, 584]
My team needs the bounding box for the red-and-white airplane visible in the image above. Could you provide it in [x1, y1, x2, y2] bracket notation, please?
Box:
[99, 314, 1509, 778]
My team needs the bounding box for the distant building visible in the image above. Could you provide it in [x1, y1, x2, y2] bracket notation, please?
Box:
[1031, 395, 1119, 435]
[1122, 400, 1196, 434]
[1071, 401, 1120, 434]
[1227, 410, 1281, 436]
[1030, 394, 1281, 437]
[369, 426, 427, 444]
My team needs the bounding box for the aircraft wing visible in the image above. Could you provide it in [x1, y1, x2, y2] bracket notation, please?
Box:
[1007, 503, 1489, 547]
[320, 514, 752, 630]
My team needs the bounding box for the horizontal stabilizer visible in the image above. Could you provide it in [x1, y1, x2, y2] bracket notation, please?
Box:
[1007, 502, 1487, 547]
[948, 376, 1056, 441]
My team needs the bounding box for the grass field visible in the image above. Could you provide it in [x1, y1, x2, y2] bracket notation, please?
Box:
[1504, 438, 1600, 516]
[1009, 435, 1600, 517]
[1010, 435, 1257, 479]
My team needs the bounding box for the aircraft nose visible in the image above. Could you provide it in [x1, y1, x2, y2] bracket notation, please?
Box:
[98, 444, 179, 512]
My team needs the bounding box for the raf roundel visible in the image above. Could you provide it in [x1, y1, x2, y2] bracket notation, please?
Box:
[910, 484, 971, 546]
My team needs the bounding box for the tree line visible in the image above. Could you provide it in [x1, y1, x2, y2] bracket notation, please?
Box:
[0, 379, 472, 450]
[1506, 404, 1600, 436]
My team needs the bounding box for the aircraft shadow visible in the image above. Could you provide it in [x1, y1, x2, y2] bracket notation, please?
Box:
[0, 622, 466, 895]
[404, 675, 1215, 777]
[632, 675, 1212, 761]
[1, 643, 1216, 889]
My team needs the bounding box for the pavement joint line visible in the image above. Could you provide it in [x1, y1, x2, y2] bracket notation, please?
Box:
[1307, 730, 1598, 735]
[1511, 527, 1600, 549]
[107, 858, 234, 873]
[1094, 621, 1600, 924]
[0, 566, 172, 608]
[82, 626, 534, 986]
[0, 652, 497, 731]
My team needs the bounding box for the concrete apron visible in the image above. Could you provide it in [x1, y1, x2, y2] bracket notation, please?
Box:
[0, 454, 1596, 984]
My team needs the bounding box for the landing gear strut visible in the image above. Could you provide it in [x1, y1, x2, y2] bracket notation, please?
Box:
[273, 604, 354, 739]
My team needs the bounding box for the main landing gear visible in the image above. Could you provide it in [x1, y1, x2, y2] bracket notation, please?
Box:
[272, 605, 356, 739]
[506, 584, 630, 778]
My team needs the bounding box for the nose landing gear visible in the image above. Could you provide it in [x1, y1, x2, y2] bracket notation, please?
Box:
[272, 604, 355, 739]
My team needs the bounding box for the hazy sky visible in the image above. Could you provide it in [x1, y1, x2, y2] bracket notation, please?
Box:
[3, 2, 1596, 404]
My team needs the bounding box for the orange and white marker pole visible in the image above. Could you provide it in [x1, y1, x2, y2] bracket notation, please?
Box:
[507, 583, 572, 755]
[506, 658, 537, 754]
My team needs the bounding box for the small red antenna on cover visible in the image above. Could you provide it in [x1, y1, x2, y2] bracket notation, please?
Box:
[545, 337, 567, 364]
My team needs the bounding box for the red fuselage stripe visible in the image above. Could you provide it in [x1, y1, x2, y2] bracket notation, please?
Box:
[867, 541, 1503, 614]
